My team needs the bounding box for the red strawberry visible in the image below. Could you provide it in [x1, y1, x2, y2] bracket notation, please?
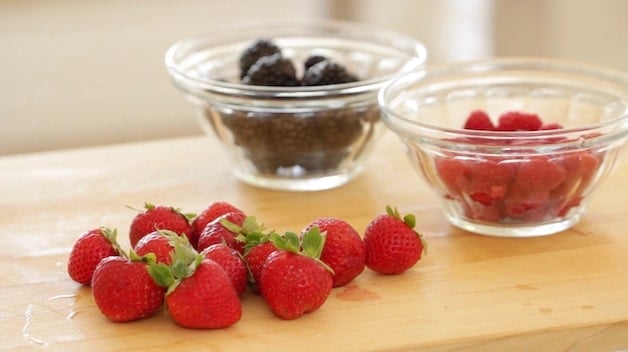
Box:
[464, 110, 494, 130]
[149, 243, 241, 329]
[197, 212, 260, 254]
[259, 230, 333, 320]
[363, 206, 426, 274]
[67, 227, 122, 286]
[134, 230, 189, 264]
[302, 218, 365, 288]
[202, 243, 248, 296]
[496, 111, 543, 131]
[190, 201, 244, 248]
[128, 202, 194, 248]
[91, 254, 166, 322]
[245, 240, 278, 289]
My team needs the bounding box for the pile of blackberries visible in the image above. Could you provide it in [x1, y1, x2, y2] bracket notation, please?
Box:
[213, 38, 379, 176]
[238, 39, 358, 86]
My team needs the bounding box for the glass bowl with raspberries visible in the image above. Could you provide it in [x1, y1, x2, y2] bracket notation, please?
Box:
[379, 58, 628, 237]
[165, 20, 427, 191]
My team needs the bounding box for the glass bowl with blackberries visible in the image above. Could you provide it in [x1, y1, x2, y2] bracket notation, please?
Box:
[165, 20, 427, 191]
[379, 58, 628, 237]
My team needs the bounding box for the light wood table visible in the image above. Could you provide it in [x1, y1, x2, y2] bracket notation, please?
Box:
[1, 132, 627, 351]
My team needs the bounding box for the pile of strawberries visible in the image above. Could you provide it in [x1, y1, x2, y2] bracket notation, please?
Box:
[436, 110, 602, 223]
[67, 202, 426, 328]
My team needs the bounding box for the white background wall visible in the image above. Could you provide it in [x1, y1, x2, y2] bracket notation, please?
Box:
[1, 0, 627, 156]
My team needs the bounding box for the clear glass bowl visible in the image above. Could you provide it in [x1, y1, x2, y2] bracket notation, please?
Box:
[379, 58, 628, 237]
[165, 20, 427, 191]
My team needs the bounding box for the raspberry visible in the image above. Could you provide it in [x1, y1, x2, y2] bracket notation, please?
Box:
[496, 111, 543, 131]
[540, 122, 563, 130]
[557, 196, 583, 217]
[558, 153, 600, 180]
[515, 158, 566, 193]
[465, 203, 502, 223]
[435, 157, 470, 197]
[463, 110, 494, 131]
[239, 39, 281, 79]
[502, 184, 550, 220]
[302, 60, 358, 86]
[242, 53, 300, 86]
[465, 161, 516, 206]
[549, 152, 600, 207]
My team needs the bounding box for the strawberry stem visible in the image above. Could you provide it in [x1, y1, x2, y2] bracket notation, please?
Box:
[146, 233, 204, 294]
[100, 227, 127, 258]
[268, 227, 334, 274]
[301, 227, 324, 259]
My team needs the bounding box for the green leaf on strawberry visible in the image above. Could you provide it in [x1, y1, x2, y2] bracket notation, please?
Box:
[301, 226, 324, 259]
[268, 228, 333, 274]
[148, 262, 175, 288]
[100, 227, 125, 257]
[270, 231, 301, 253]
[386, 205, 416, 229]
[147, 236, 204, 294]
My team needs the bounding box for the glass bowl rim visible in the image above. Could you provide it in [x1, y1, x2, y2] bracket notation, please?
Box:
[378, 57, 628, 142]
[164, 19, 428, 99]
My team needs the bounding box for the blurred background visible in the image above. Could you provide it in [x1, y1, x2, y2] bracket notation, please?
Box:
[2, 0, 626, 155]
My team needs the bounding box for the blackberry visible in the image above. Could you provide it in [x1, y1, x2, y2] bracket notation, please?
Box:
[238, 39, 281, 79]
[303, 55, 327, 71]
[302, 60, 359, 86]
[217, 105, 379, 174]
[242, 53, 300, 86]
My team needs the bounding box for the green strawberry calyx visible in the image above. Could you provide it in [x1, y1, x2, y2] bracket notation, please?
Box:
[98, 227, 156, 262]
[269, 227, 334, 274]
[386, 205, 416, 228]
[125, 202, 196, 221]
[241, 229, 276, 255]
[147, 233, 203, 295]
[222, 215, 269, 249]
[385, 205, 428, 256]
[99, 227, 126, 258]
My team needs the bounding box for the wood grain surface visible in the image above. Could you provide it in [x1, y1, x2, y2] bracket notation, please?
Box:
[1, 132, 626, 351]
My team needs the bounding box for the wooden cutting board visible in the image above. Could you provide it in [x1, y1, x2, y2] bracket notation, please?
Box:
[1, 132, 626, 351]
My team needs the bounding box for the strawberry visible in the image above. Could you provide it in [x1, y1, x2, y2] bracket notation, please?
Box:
[134, 230, 189, 264]
[464, 110, 494, 130]
[244, 238, 278, 290]
[202, 243, 248, 296]
[302, 218, 365, 287]
[197, 212, 262, 254]
[190, 201, 244, 248]
[128, 202, 194, 248]
[363, 206, 426, 274]
[259, 229, 333, 320]
[149, 242, 241, 329]
[91, 253, 166, 322]
[67, 227, 122, 286]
